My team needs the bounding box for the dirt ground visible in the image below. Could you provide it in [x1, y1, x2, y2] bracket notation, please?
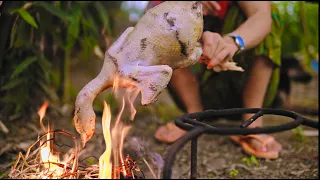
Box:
[0, 65, 318, 179]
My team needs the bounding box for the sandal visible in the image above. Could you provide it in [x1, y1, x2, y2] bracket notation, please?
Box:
[230, 134, 283, 159]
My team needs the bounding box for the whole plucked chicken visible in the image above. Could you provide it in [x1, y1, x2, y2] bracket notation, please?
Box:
[74, 1, 243, 146]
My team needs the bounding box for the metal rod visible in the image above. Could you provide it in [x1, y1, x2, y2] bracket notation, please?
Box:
[163, 127, 206, 179]
[240, 110, 264, 128]
[190, 137, 198, 179]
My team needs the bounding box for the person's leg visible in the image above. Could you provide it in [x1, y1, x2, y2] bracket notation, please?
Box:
[154, 68, 203, 142]
[242, 55, 274, 127]
[236, 55, 282, 154]
[169, 68, 203, 113]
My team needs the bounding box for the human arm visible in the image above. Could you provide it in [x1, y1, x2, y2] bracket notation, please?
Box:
[202, 1, 272, 68]
[223, 1, 272, 50]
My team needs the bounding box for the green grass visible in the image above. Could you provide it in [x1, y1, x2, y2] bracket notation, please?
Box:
[241, 155, 260, 167]
[229, 169, 239, 178]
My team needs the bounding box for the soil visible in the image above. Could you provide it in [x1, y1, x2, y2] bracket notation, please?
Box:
[0, 64, 318, 179]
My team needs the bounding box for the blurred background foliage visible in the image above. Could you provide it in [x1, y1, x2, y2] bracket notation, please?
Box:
[0, 1, 318, 120]
[0, 1, 134, 119]
[274, 1, 318, 74]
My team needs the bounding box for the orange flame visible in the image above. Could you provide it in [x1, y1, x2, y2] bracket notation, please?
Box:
[126, 88, 140, 121]
[37, 102, 63, 178]
[99, 102, 112, 179]
[38, 77, 141, 178]
[37, 101, 76, 178]
[119, 126, 131, 176]
[37, 100, 49, 132]
[111, 97, 130, 178]
[99, 76, 141, 178]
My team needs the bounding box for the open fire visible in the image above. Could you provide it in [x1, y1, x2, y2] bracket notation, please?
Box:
[9, 76, 146, 179]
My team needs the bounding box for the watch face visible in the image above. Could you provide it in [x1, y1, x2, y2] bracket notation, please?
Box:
[235, 37, 245, 50]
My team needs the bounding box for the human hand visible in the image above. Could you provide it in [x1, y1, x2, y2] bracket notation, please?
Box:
[199, 31, 239, 70]
[201, 1, 221, 16]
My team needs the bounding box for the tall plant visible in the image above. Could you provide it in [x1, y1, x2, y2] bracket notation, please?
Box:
[0, 1, 127, 119]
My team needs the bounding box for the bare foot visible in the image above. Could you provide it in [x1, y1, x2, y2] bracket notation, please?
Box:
[154, 122, 187, 143]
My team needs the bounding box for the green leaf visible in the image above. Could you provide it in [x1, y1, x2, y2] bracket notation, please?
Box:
[11, 56, 37, 79]
[94, 1, 112, 35]
[80, 39, 91, 58]
[229, 169, 239, 178]
[7, 17, 19, 51]
[38, 56, 52, 70]
[250, 156, 259, 167]
[68, 14, 81, 38]
[241, 157, 251, 167]
[82, 10, 99, 36]
[81, 35, 98, 58]
[16, 9, 38, 28]
[0, 78, 25, 91]
[66, 3, 82, 49]
[37, 56, 52, 82]
[293, 126, 305, 138]
[94, 1, 109, 24]
[13, 19, 30, 48]
[33, 1, 72, 21]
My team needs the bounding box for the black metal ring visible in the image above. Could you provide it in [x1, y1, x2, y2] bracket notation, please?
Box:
[174, 108, 318, 134]
[163, 108, 318, 179]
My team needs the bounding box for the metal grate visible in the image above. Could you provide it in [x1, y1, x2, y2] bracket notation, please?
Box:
[162, 108, 319, 179]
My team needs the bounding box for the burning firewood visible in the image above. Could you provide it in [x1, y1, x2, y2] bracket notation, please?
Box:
[9, 137, 144, 179]
[10, 98, 148, 179]
[112, 155, 145, 179]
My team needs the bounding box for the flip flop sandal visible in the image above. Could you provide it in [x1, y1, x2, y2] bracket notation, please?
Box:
[230, 134, 280, 159]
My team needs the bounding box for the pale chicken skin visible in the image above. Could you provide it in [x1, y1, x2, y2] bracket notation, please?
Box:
[74, 1, 243, 146]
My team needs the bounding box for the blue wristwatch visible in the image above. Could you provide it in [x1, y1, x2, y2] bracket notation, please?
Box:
[227, 34, 245, 54]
